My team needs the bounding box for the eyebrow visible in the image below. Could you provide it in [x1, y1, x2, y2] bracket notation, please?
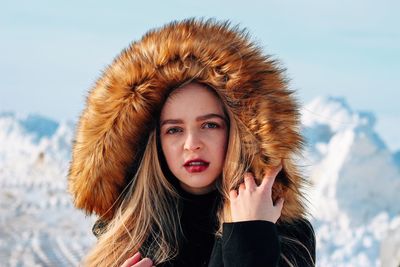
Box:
[160, 113, 227, 127]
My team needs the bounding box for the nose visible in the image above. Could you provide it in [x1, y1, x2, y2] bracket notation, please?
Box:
[183, 131, 203, 151]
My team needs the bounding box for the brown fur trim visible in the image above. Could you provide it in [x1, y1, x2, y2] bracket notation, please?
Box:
[68, 18, 307, 221]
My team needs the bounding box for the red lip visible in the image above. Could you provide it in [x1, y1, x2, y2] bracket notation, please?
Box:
[184, 158, 210, 173]
[184, 158, 210, 166]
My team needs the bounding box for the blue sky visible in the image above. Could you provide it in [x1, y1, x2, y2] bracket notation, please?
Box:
[1, 0, 399, 150]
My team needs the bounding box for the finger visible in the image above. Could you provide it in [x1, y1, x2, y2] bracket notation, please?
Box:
[244, 172, 256, 191]
[238, 183, 246, 194]
[261, 164, 283, 188]
[135, 258, 153, 267]
[229, 189, 238, 199]
[121, 252, 141, 267]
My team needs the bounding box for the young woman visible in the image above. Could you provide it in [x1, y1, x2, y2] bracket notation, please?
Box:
[68, 19, 316, 266]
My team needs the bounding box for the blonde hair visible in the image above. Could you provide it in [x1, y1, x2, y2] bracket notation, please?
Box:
[84, 129, 181, 266]
[83, 83, 314, 266]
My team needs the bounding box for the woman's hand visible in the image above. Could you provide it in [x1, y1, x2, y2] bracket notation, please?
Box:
[121, 252, 154, 267]
[229, 164, 284, 223]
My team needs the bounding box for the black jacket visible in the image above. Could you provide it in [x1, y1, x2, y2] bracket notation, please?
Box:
[93, 187, 316, 267]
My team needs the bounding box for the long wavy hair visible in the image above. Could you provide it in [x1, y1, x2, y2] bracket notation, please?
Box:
[83, 82, 314, 266]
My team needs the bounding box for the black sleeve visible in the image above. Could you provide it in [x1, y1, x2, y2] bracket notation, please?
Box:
[218, 219, 316, 267]
[221, 220, 281, 267]
[277, 219, 316, 267]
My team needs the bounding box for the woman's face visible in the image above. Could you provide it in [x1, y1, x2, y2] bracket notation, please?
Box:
[160, 83, 229, 195]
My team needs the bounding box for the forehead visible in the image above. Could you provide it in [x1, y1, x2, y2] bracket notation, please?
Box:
[161, 83, 224, 117]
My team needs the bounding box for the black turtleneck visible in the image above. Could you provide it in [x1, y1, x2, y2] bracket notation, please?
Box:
[92, 186, 316, 267]
[159, 186, 221, 267]
[155, 185, 315, 267]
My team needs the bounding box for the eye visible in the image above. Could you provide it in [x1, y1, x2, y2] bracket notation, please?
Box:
[203, 122, 219, 129]
[165, 127, 182, 135]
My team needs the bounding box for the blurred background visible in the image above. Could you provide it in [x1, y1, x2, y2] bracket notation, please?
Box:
[1, 0, 399, 266]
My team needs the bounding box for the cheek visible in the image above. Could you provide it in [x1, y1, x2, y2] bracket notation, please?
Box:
[213, 133, 228, 161]
[161, 140, 178, 165]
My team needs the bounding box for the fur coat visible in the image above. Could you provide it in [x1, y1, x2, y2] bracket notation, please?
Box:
[68, 18, 307, 222]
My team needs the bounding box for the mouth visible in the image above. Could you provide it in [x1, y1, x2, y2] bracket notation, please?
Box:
[184, 159, 210, 173]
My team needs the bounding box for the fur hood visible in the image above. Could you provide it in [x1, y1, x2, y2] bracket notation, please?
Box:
[68, 18, 307, 221]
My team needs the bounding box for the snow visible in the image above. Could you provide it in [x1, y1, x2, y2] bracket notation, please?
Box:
[1, 96, 399, 266]
[301, 97, 400, 266]
[0, 112, 96, 266]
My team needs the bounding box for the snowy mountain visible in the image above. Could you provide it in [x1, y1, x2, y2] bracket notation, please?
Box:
[0, 112, 96, 266]
[301, 97, 400, 266]
[1, 97, 399, 267]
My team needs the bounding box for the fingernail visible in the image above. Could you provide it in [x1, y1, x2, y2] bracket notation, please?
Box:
[143, 258, 153, 264]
